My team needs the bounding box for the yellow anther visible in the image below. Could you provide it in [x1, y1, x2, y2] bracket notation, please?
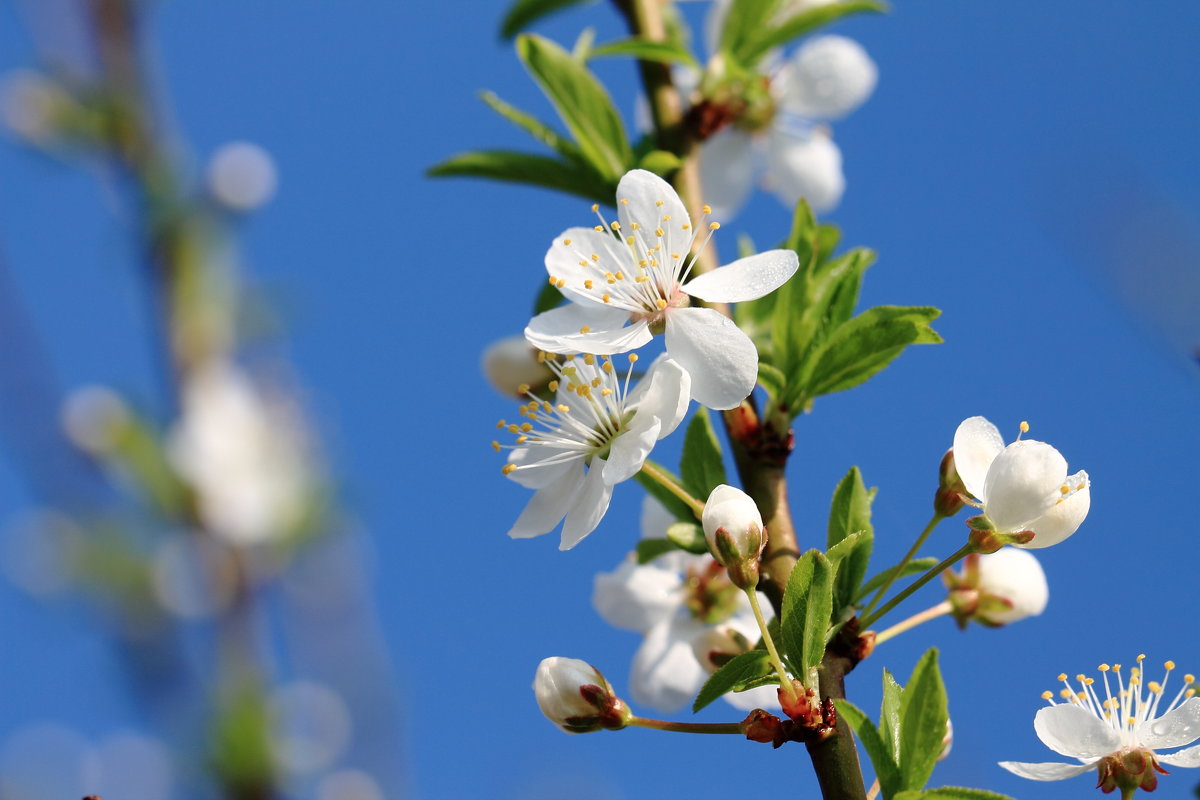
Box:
[1084, 678, 1095, 686]
[1099, 664, 1110, 672]
[1114, 664, 1122, 671]
[638, 259, 648, 267]
[556, 279, 566, 289]
[584, 280, 593, 289]
[655, 227, 665, 237]
[631, 222, 640, 230]
[626, 236, 635, 245]
[620, 198, 629, 205]
[526, 401, 539, 410]
[517, 383, 531, 394]
[601, 361, 614, 373]
[507, 424, 519, 434]
[491, 441, 500, 451]
[1076, 674, 1086, 682]
[602, 293, 611, 303]
[1019, 420, 1030, 433]
[1057, 673, 1068, 682]
[594, 225, 604, 232]
[655, 199, 664, 207]
[663, 215, 671, 222]
[542, 402, 552, 413]
[1059, 688, 1072, 699]
[583, 354, 595, 365]
[1061, 484, 1069, 494]
[548, 275, 557, 286]
[655, 298, 667, 309]
[709, 221, 720, 230]
[1127, 716, 1137, 726]
[557, 404, 570, 413]
[1076, 692, 1087, 701]
[1138, 654, 1146, 663]
[579, 326, 591, 334]
[1166, 661, 1176, 671]
[600, 388, 612, 396]
[1186, 674, 1195, 684]
[516, 435, 528, 444]
[564, 238, 572, 246]
[520, 423, 532, 433]
[1041, 691, 1053, 700]
[615, 271, 625, 280]
[590, 377, 601, 388]
[1149, 681, 1163, 693]
[606, 277, 615, 285]
[496, 419, 506, 429]
[670, 253, 680, 259]
[635, 275, 649, 283]
[501, 464, 517, 475]
[628, 354, 639, 364]
[591, 253, 599, 261]
[592, 204, 599, 212]
[681, 223, 690, 230]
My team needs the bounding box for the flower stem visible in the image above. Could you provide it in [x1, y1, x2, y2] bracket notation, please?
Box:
[628, 717, 745, 735]
[639, 461, 706, 518]
[861, 512, 944, 620]
[860, 544, 976, 629]
[746, 587, 798, 702]
[873, 601, 953, 646]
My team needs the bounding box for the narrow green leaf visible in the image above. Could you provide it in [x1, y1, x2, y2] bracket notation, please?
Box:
[836, 700, 901, 798]
[666, 521, 708, 554]
[516, 34, 633, 181]
[588, 37, 698, 68]
[803, 305, 942, 399]
[500, 0, 595, 39]
[636, 538, 679, 564]
[880, 669, 903, 764]
[756, 362, 787, 401]
[857, 558, 940, 602]
[827, 466, 874, 549]
[636, 149, 682, 177]
[823, 247, 874, 329]
[781, 549, 834, 679]
[634, 460, 695, 522]
[718, 0, 780, 59]
[741, 2, 888, 63]
[680, 408, 726, 499]
[693, 650, 773, 712]
[827, 530, 872, 615]
[479, 91, 583, 162]
[899, 648, 949, 792]
[427, 150, 612, 202]
[918, 788, 1017, 800]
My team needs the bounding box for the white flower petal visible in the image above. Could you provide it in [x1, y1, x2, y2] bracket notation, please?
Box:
[974, 548, 1048, 624]
[724, 683, 780, 712]
[630, 615, 708, 713]
[592, 558, 684, 633]
[508, 464, 585, 539]
[525, 306, 650, 355]
[665, 307, 759, 410]
[616, 169, 692, 261]
[698, 128, 758, 220]
[1141, 697, 1200, 750]
[983, 440, 1067, 532]
[505, 446, 575, 490]
[559, 458, 615, 550]
[626, 355, 692, 438]
[1033, 704, 1122, 759]
[1157, 742, 1200, 768]
[779, 35, 877, 120]
[997, 760, 1096, 781]
[764, 127, 844, 214]
[603, 416, 661, 485]
[682, 249, 799, 304]
[1022, 475, 1090, 549]
[544, 226, 637, 307]
[952, 416, 1005, 502]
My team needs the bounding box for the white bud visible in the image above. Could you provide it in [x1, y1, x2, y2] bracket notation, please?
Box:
[481, 336, 552, 398]
[533, 657, 625, 733]
[702, 485, 765, 569]
[207, 141, 278, 211]
[61, 385, 130, 454]
[974, 548, 1049, 625]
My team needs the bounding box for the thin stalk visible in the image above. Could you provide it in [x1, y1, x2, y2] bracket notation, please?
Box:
[861, 544, 976, 629]
[861, 513, 945, 619]
[873, 601, 953, 646]
[746, 587, 797, 702]
[629, 717, 744, 735]
[639, 461, 705, 518]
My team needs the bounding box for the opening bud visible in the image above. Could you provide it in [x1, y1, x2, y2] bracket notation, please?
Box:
[533, 657, 629, 733]
[934, 448, 967, 516]
[702, 485, 766, 590]
[945, 550, 1048, 627]
[481, 336, 554, 399]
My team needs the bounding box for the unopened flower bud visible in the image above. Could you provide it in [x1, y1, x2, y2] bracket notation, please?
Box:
[533, 657, 629, 733]
[481, 336, 554, 398]
[692, 624, 754, 674]
[946, 549, 1048, 627]
[702, 485, 766, 590]
[934, 448, 966, 517]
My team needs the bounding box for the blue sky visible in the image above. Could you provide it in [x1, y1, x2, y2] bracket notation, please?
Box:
[0, 1, 1199, 798]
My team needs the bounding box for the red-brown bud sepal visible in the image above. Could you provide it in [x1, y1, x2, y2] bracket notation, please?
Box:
[1096, 748, 1168, 796]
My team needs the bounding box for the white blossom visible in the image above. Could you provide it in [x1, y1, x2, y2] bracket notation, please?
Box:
[952, 416, 1090, 548]
[973, 548, 1048, 624]
[524, 169, 798, 410]
[499, 353, 689, 550]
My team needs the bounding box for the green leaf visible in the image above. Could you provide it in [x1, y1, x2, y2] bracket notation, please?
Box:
[666, 521, 708, 554]
[636, 149, 682, 177]
[634, 460, 695, 522]
[693, 650, 773, 712]
[741, 2, 888, 63]
[500, 0, 595, 39]
[803, 305, 942, 400]
[836, 699, 901, 798]
[857, 558, 940, 602]
[479, 91, 584, 163]
[826, 467, 875, 612]
[636, 538, 679, 564]
[516, 34, 633, 182]
[756, 362, 787, 402]
[717, 0, 780, 60]
[897, 790, 1016, 800]
[427, 150, 612, 202]
[533, 279, 565, 314]
[880, 669, 903, 764]
[780, 549, 834, 679]
[680, 408, 726, 499]
[899, 648, 949, 792]
[588, 37, 698, 68]
[826, 530, 871, 616]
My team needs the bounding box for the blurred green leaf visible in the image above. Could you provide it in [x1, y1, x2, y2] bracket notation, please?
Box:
[517, 34, 633, 181]
[635, 459, 696, 522]
[719, 0, 780, 61]
[636, 538, 678, 564]
[427, 150, 612, 201]
[479, 90, 584, 162]
[588, 37, 698, 67]
[836, 699, 901, 798]
[636, 148, 683, 177]
[667, 521, 709, 553]
[681, 408, 726, 499]
[896, 790, 1016, 800]
[899, 648, 949, 792]
[693, 650, 773, 712]
[742, 2, 888, 63]
[500, 0, 595, 39]
[857, 558, 939, 602]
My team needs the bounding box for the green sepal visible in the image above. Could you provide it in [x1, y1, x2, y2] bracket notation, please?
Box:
[636, 538, 679, 564]
[427, 150, 613, 202]
[857, 558, 940, 602]
[588, 37, 698, 68]
[835, 699, 902, 799]
[692, 650, 773, 712]
[500, 0, 595, 40]
[899, 648, 950, 792]
[739, 2, 888, 64]
[666, 521, 709, 554]
[680, 408, 727, 499]
[516, 34, 633, 182]
[780, 548, 834, 680]
[635, 459, 695, 522]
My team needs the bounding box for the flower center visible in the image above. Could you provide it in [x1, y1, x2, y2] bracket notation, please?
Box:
[683, 559, 740, 624]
